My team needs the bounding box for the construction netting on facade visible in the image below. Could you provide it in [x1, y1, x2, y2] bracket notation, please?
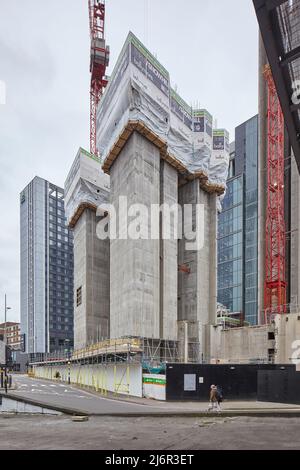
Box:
[64, 147, 110, 227]
[97, 32, 230, 190]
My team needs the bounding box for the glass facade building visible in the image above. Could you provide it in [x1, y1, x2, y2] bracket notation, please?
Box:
[218, 174, 244, 313]
[20, 177, 74, 353]
[217, 115, 258, 325]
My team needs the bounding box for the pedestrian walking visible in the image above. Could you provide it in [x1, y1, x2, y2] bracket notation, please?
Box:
[4, 374, 8, 394]
[216, 384, 223, 411]
[207, 384, 221, 412]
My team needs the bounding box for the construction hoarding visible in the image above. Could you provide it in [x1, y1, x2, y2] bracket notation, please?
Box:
[143, 374, 166, 400]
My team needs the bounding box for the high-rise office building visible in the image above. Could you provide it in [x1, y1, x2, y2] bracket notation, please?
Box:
[217, 115, 259, 325]
[20, 176, 74, 353]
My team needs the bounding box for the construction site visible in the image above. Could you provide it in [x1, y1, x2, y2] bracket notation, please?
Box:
[63, 14, 229, 361]
[28, 0, 300, 403]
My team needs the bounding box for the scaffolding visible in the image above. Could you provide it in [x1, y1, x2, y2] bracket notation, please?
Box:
[29, 336, 180, 369]
[139, 337, 180, 372]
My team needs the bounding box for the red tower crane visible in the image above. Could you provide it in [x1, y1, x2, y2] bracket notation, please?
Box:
[89, 0, 110, 156]
[263, 65, 286, 323]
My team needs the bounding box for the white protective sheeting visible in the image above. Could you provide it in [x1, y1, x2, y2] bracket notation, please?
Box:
[97, 32, 229, 187]
[210, 129, 230, 185]
[64, 147, 110, 225]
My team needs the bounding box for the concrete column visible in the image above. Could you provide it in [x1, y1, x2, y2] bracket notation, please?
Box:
[178, 180, 217, 362]
[73, 208, 110, 349]
[160, 161, 178, 340]
[202, 190, 217, 361]
[110, 132, 160, 339]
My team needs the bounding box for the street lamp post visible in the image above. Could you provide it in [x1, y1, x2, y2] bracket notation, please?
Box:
[4, 294, 11, 345]
[67, 361, 71, 385]
[64, 338, 71, 385]
[3, 294, 12, 393]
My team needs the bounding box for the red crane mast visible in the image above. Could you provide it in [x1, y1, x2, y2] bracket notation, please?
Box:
[263, 65, 286, 323]
[89, 0, 110, 156]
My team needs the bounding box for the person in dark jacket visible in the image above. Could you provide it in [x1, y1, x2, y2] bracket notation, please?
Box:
[216, 385, 223, 408]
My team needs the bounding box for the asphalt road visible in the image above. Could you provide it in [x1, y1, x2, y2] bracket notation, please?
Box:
[1, 414, 300, 450]
[7, 375, 300, 416]
[3, 376, 300, 450]
[10, 375, 171, 415]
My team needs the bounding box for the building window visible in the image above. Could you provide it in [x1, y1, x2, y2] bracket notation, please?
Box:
[76, 286, 82, 307]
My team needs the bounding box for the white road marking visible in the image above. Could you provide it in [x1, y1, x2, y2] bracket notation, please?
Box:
[69, 388, 148, 407]
[14, 377, 154, 409]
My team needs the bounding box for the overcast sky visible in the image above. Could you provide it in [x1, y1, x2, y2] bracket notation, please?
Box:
[0, 0, 258, 323]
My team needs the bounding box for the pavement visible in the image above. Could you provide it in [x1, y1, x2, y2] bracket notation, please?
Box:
[2, 375, 300, 450]
[1, 414, 300, 450]
[3, 374, 300, 417]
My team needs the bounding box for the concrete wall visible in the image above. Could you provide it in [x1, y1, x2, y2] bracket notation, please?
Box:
[33, 362, 142, 397]
[210, 313, 300, 364]
[178, 180, 217, 362]
[0, 397, 60, 415]
[110, 132, 161, 339]
[210, 324, 271, 364]
[275, 314, 300, 364]
[74, 208, 110, 349]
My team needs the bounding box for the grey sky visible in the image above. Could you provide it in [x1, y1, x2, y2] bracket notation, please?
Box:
[0, 0, 258, 322]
